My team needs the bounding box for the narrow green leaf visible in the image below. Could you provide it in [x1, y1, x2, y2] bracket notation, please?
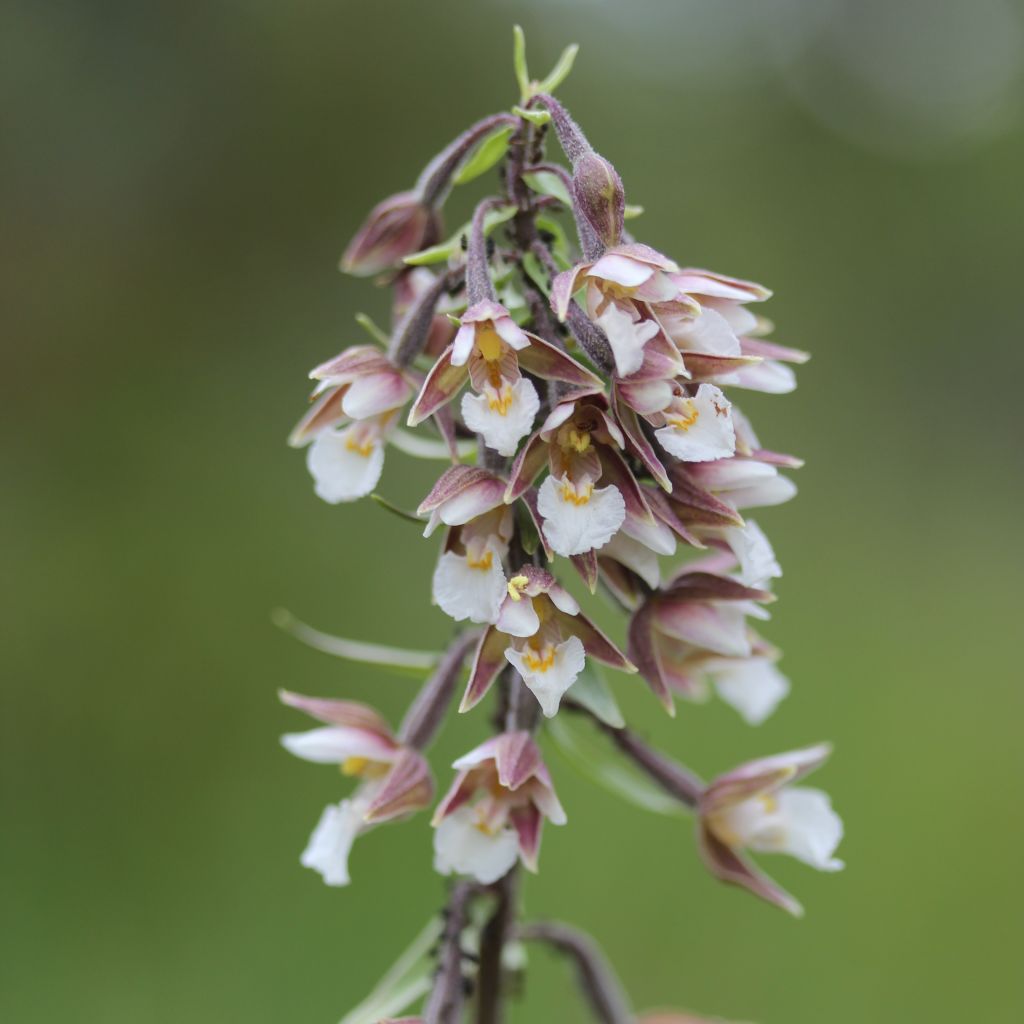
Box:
[454, 126, 514, 185]
[546, 715, 688, 818]
[370, 492, 422, 524]
[624, 203, 644, 220]
[538, 43, 579, 96]
[354, 312, 390, 347]
[567, 661, 626, 728]
[522, 170, 572, 208]
[339, 916, 444, 1024]
[271, 609, 440, 674]
[404, 205, 517, 266]
[513, 105, 551, 126]
[512, 25, 530, 103]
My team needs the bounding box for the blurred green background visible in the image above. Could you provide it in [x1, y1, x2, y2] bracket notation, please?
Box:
[3, 1, 1023, 1021]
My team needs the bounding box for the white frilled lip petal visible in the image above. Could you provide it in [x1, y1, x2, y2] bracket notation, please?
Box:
[280, 726, 398, 765]
[537, 476, 626, 557]
[460, 378, 540, 458]
[654, 384, 736, 464]
[432, 805, 520, 885]
[432, 549, 507, 625]
[710, 657, 790, 726]
[306, 428, 385, 504]
[496, 594, 541, 638]
[300, 799, 363, 887]
[505, 634, 586, 718]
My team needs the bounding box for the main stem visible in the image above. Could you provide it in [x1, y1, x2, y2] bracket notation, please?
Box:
[472, 111, 548, 1024]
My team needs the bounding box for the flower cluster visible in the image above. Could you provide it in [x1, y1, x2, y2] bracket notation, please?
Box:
[278, 29, 842, 1024]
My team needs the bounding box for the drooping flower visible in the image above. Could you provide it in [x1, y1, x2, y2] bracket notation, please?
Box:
[552, 243, 691, 377]
[627, 570, 776, 714]
[461, 565, 633, 718]
[698, 743, 843, 915]
[289, 346, 414, 504]
[280, 690, 433, 886]
[432, 731, 566, 882]
[408, 299, 601, 456]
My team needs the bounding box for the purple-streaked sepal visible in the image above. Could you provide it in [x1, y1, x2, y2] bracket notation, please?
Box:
[518, 333, 604, 389]
[627, 600, 675, 714]
[459, 627, 508, 713]
[570, 549, 600, 593]
[408, 344, 469, 426]
[364, 748, 434, 823]
[697, 823, 803, 916]
[278, 689, 394, 737]
[418, 465, 507, 535]
[612, 387, 670, 491]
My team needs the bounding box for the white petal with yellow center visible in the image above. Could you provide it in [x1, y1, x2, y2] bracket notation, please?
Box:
[306, 426, 385, 503]
[432, 545, 507, 624]
[300, 798, 365, 887]
[461, 377, 540, 457]
[712, 787, 844, 872]
[655, 384, 736, 463]
[708, 657, 790, 725]
[505, 634, 586, 718]
[537, 475, 626, 557]
[433, 805, 520, 884]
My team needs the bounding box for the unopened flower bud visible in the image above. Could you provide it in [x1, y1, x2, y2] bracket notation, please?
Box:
[340, 191, 439, 277]
[572, 150, 625, 249]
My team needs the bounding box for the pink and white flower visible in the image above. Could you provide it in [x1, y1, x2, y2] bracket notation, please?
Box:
[508, 394, 664, 559]
[408, 300, 601, 456]
[461, 565, 634, 718]
[432, 732, 567, 882]
[627, 570, 776, 714]
[289, 346, 414, 504]
[279, 690, 433, 886]
[699, 744, 843, 915]
[552, 244, 689, 377]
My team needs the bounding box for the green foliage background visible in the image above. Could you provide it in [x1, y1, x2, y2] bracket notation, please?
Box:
[3, 2, 1022, 1021]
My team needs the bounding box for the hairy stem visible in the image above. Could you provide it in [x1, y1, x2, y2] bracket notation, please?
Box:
[423, 882, 474, 1024]
[475, 870, 519, 1024]
[417, 113, 519, 208]
[399, 631, 480, 750]
[517, 920, 632, 1024]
